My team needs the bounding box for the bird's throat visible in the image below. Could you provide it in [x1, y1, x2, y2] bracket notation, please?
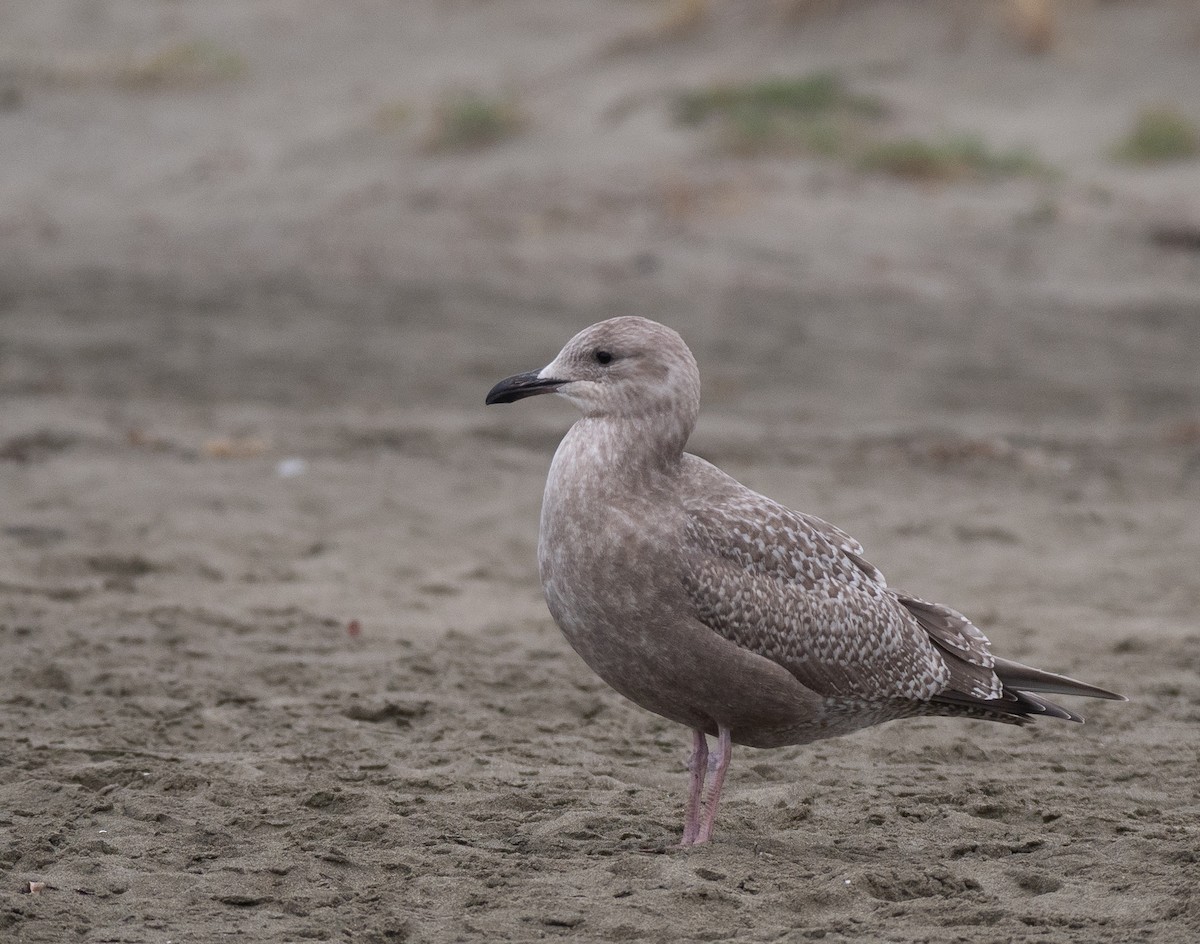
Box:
[552, 416, 686, 493]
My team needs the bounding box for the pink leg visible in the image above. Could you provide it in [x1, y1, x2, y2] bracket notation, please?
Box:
[693, 725, 732, 845]
[680, 729, 708, 846]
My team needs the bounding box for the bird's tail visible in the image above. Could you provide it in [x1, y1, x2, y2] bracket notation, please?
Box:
[992, 656, 1126, 702]
[928, 657, 1125, 725]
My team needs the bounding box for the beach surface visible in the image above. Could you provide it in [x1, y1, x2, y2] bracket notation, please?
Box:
[3, 2, 1199, 941]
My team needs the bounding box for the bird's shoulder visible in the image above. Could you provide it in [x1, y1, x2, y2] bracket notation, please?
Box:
[677, 453, 884, 590]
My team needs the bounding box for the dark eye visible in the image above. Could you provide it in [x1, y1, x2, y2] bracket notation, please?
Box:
[595, 350, 614, 365]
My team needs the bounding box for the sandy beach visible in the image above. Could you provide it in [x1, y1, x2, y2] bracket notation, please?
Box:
[3, 2, 1200, 941]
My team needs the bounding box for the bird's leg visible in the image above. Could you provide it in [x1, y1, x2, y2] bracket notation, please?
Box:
[694, 724, 732, 845]
[680, 728, 709, 846]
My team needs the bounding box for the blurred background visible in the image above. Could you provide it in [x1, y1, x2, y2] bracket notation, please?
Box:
[3, 4, 1200, 941]
[3, 0, 1199, 430]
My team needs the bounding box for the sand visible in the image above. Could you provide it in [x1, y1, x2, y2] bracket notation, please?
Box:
[3, 1, 1200, 941]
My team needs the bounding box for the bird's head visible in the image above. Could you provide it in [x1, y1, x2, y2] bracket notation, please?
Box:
[486, 317, 701, 434]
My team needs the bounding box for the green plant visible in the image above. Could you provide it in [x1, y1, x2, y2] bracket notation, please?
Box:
[676, 72, 882, 125]
[1113, 106, 1199, 164]
[675, 72, 1053, 182]
[674, 72, 883, 156]
[425, 91, 523, 152]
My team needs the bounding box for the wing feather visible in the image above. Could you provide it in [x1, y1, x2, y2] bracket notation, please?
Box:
[678, 456, 951, 702]
[893, 594, 1002, 699]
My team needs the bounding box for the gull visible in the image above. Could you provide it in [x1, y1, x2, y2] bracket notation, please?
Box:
[486, 316, 1123, 845]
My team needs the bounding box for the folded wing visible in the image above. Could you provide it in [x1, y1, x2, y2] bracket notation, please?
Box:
[678, 455, 1122, 721]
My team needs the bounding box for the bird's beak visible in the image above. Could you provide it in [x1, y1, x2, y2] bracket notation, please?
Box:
[485, 370, 567, 405]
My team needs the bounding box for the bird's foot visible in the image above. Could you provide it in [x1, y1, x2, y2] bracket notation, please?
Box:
[678, 724, 732, 846]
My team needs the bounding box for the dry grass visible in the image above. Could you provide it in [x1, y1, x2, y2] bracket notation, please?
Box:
[603, 0, 710, 55]
[1007, 0, 1057, 54]
[861, 135, 1050, 182]
[654, 0, 710, 39]
[116, 40, 246, 89]
[0, 40, 246, 90]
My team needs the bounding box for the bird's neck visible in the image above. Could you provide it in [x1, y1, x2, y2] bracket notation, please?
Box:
[550, 413, 689, 493]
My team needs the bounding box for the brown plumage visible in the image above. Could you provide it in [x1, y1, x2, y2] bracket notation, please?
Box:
[486, 316, 1124, 845]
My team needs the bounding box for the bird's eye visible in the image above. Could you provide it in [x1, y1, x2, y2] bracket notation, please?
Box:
[595, 350, 614, 365]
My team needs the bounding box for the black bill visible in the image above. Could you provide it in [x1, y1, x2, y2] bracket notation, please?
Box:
[485, 370, 567, 405]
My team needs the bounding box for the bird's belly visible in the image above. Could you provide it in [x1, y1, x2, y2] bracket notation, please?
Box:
[540, 554, 838, 747]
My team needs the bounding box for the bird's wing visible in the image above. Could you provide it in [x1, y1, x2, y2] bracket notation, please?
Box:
[678, 458, 954, 701]
[892, 594, 1001, 699]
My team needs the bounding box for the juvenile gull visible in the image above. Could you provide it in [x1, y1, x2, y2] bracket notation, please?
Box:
[486, 316, 1124, 845]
